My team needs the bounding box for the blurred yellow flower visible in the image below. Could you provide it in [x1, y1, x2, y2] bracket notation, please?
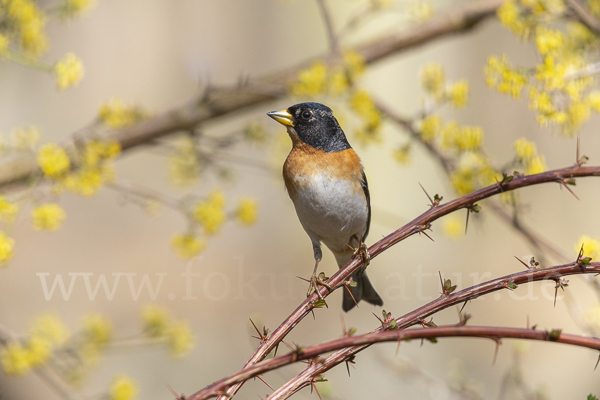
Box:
[54, 53, 84, 90]
[392, 145, 411, 165]
[236, 198, 258, 226]
[171, 233, 205, 259]
[410, 2, 434, 22]
[535, 26, 564, 55]
[525, 155, 546, 175]
[513, 138, 536, 160]
[290, 62, 328, 97]
[0, 231, 15, 263]
[37, 143, 70, 178]
[1, 342, 31, 376]
[30, 314, 69, 346]
[421, 63, 445, 99]
[142, 305, 170, 337]
[447, 80, 469, 108]
[31, 203, 66, 231]
[82, 313, 112, 345]
[442, 215, 463, 240]
[98, 99, 146, 128]
[110, 374, 138, 400]
[62, 0, 95, 16]
[193, 191, 227, 234]
[10, 125, 40, 151]
[0, 34, 9, 52]
[26, 335, 52, 367]
[574, 234, 600, 260]
[0, 197, 19, 221]
[166, 321, 195, 356]
[419, 114, 441, 143]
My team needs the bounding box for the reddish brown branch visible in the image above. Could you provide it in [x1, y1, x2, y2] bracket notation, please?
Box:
[187, 162, 600, 399]
[188, 259, 600, 400]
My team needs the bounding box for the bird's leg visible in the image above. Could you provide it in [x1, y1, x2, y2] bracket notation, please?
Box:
[307, 244, 331, 301]
[351, 235, 370, 274]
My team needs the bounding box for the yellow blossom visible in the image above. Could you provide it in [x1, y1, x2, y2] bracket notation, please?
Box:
[193, 191, 227, 234]
[535, 26, 564, 55]
[30, 314, 69, 346]
[169, 137, 200, 187]
[587, 91, 600, 112]
[171, 233, 205, 259]
[421, 63, 445, 99]
[0, 197, 19, 221]
[454, 126, 483, 151]
[450, 170, 475, 196]
[166, 321, 195, 356]
[98, 99, 146, 128]
[566, 100, 590, 131]
[457, 151, 485, 172]
[81, 313, 112, 345]
[497, 1, 529, 37]
[1, 342, 31, 376]
[0, 231, 15, 263]
[5, 0, 49, 56]
[392, 145, 411, 165]
[37, 143, 70, 178]
[327, 68, 349, 96]
[514, 138, 537, 160]
[442, 215, 463, 240]
[343, 50, 365, 81]
[290, 62, 328, 97]
[26, 335, 52, 367]
[535, 56, 566, 91]
[419, 114, 441, 143]
[447, 80, 469, 108]
[574, 234, 600, 260]
[54, 53, 84, 90]
[110, 374, 138, 400]
[525, 155, 546, 175]
[62, 0, 95, 17]
[236, 198, 258, 226]
[10, 125, 41, 151]
[142, 305, 170, 337]
[31, 203, 66, 231]
[485, 55, 527, 98]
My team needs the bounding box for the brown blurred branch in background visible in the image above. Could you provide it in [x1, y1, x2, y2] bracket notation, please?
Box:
[0, 0, 504, 192]
[189, 261, 600, 400]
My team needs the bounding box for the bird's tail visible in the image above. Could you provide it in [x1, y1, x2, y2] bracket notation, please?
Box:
[335, 250, 383, 312]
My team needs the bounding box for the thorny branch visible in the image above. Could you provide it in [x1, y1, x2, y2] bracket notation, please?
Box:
[187, 164, 600, 400]
[0, 0, 504, 192]
[189, 261, 600, 399]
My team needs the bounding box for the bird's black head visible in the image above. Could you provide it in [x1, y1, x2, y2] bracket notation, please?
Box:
[267, 102, 351, 153]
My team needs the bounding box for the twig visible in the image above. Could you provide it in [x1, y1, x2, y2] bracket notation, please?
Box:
[315, 0, 340, 54]
[565, 0, 600, 34]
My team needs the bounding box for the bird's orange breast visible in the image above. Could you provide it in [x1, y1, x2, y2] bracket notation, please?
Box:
[283, 142, 364, 201]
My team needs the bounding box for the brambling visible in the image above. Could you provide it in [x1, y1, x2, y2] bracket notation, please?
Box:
[267, 102, 383, 311]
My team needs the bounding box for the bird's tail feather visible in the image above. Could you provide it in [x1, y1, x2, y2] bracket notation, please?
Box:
[335, 250, 383, 312]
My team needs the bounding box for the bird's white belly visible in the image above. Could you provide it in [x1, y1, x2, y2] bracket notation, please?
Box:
[291, 173, 368, 251]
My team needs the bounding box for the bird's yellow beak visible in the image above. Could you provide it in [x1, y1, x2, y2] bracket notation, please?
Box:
[267, 109, 294, 127]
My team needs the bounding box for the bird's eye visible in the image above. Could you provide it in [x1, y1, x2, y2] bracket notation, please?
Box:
[301, 110, 312, 120]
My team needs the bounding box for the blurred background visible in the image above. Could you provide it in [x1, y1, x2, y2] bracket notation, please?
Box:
[1, 0, 600, 399]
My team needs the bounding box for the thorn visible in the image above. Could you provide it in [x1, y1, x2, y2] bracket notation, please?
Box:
[165, 383, 185, 400]
[459, 299, 470, 313]
[492, 339, 502, 366]
[311, 309, 316, 320]
[419, 182, 435, 207]
[438, 271, 444, 293]
[249, 318, 267, 342]
[560, 180, 580, 200]
[595, 353, 600, 371]
[311, 380, 324, 400]
[420, 226, 435, 242]
[256, 375, 274, 391]
[340, 313, 346, 336]
[297, 276, 310, 283]
[576, 136, 580, 164]
[514, 256, 530, 269]
[465, 208, 470, 234]
[274, 343, 279, 357]
[395, 338, 402, 356]
[554, 281, 559, 308]
[344, 282, 359, 309]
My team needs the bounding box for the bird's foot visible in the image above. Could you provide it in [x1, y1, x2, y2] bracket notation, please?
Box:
[352, 242, 370, 273]
[306, 272, 332, 303]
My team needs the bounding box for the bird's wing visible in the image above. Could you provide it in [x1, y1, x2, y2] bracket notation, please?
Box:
[360, 169, 371, 242]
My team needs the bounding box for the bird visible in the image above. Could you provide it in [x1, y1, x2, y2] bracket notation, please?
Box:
[267, 102, 383, 311]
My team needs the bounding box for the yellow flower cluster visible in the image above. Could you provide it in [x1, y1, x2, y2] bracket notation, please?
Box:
[168, 137, 200, 187]
[60, 0, 95, 18]
[574, 234, 600, 260]
[420, 63, 471, 108]
[392, 144, 411, 165]
[98, 99, 146, 128]
[54, 53, 84, 91]
[440, 122, 483, 152]
[497, 0, 565, 38]
[31, 203, 66, 231]
[193, 190, 227, 234]
[441, 215, 463, 240]
[289, 51, 366, 97]
[171, 233, 205, 259]
[60, 140, 121, 196]
[235, 198, 258, 226]
[110, 374, 138, 400]
[1, 314, 69, 376]
[79, 313, 113, 363]
[485, 55, 527, 99]
[0, 230, 15, 263]
[141, 305, 195, 356]
[1, 0, 49, 56]
[513, 138, 546, 174]
[0, 34, 9, 52]
[350, 89, 382, 145]
[419, 114, 441, 143]
[0, 197, 19, 221]
[37, 143, 71, 178]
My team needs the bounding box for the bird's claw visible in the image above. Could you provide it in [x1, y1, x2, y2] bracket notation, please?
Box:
[353, 242, 370, 273]
[307, 272, 332, 303]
